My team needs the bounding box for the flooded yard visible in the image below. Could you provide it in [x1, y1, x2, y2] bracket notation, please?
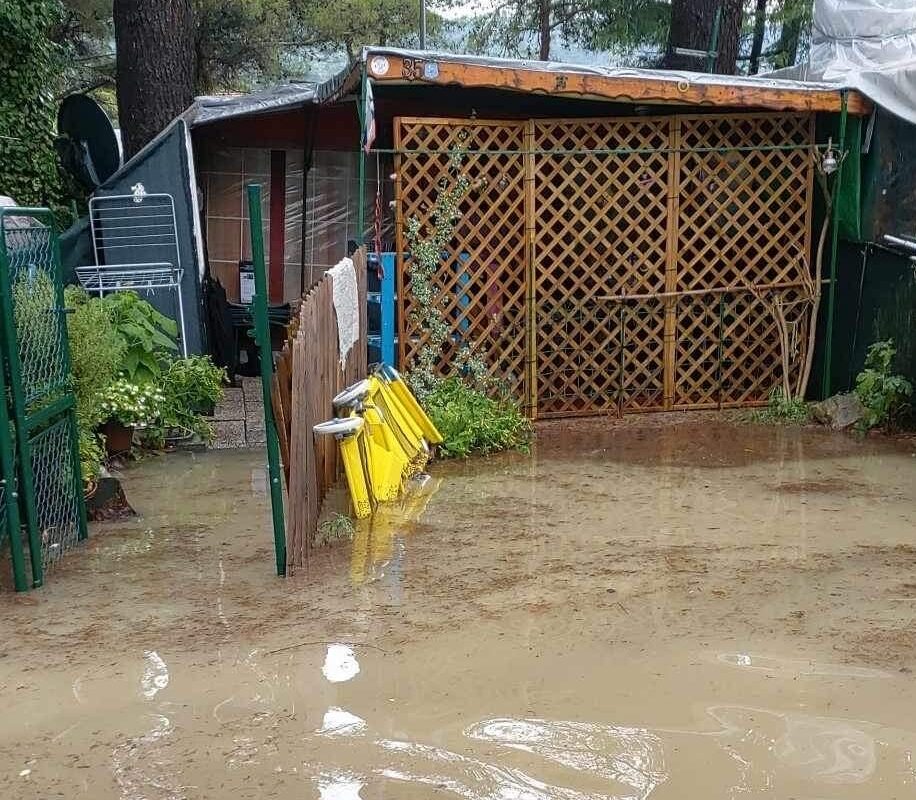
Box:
[1, 416, 915, 799]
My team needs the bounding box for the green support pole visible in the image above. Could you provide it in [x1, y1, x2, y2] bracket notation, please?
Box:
[822, 90, 849, 400]
[706, 5, 723, 72]
[0, 360, 28, 592]
[0, 210, 42, 588]
[246, 183, 287, 577]
[356, 62, 368, 243]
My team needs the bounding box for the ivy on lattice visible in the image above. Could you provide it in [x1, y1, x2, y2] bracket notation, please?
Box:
[402, 144, 493, 400]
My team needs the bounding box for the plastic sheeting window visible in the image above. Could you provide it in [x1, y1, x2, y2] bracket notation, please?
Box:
[302, 150, 394, 290]
[198, 147, 305, 303]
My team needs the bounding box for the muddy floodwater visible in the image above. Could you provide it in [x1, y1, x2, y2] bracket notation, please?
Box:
[1, 416, 915, 799]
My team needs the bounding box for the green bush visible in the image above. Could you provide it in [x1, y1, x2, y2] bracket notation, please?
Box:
[421, 377, 531, 458]
[753, 387, 810, 425]
[0, 1, 62, 207]
[854, 339, 913, 431]
[101, 291, 179, 382]
[65, 286, 126, 480]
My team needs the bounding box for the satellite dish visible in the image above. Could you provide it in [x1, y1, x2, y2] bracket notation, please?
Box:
[56, 94, 122, 190]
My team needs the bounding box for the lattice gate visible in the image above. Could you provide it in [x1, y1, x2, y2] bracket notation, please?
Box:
[394, 113, 815, 418]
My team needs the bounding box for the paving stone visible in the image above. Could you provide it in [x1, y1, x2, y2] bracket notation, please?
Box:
[241, 376, 263, 406]
[245, 421, 267, 447]
[211, 387, 245, 420]
[211, 420, 246, 449]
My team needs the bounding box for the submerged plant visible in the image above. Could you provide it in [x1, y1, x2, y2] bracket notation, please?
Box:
[423, 377, 531, 458]
[317, 512, 356, 546]
[753, 387, 810, 425]
[854, 339, 912, 431]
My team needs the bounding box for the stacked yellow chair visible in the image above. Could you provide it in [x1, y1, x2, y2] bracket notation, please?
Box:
[312, 366, 443, 519]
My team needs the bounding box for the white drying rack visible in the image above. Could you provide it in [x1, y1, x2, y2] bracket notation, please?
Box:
[77, 185, 188, 356]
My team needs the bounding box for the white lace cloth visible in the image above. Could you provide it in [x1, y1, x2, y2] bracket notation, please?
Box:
[328, 257, 359, 367]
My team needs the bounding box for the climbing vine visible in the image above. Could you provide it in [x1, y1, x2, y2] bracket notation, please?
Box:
[0, 0, 63, 207]
[403, 144, 493, 401]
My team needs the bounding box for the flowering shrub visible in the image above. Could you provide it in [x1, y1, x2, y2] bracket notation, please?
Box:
[99, 379, 164, 428]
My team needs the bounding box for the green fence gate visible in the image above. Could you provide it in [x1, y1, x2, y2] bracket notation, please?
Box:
[0, 207, 87, 591]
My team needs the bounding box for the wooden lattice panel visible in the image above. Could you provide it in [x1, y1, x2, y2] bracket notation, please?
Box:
[394, 112, 815, 418]
[673, 114, 814, 406]
[533, 118, 671, 415]
[677, 114, 814, 290]
[394, 118, 529, 404]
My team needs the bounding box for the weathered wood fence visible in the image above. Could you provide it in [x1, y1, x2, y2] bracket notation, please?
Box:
[272, 249, 367, 571]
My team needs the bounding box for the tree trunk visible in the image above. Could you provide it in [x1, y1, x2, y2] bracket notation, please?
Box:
[775, 16, 803, 69]
[538, 0, 551, 60]
[113, 0, 195, 160]
[662, 0, 743, 75]
[748, 0, 767, 74]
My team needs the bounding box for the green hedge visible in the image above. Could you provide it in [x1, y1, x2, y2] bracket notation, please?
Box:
[0, 0, 62, 206]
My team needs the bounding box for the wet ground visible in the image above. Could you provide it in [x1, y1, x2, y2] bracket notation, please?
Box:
[1, 415, 915, 799]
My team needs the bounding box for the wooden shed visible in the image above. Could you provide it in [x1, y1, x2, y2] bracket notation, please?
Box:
[189, 48, 870, 418]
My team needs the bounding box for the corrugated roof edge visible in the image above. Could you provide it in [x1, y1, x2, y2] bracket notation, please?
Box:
[359, 46, 855, 94]
[182, 46, 867, 129]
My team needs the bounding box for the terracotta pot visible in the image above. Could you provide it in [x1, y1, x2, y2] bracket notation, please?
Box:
[101, 420, 134, 456]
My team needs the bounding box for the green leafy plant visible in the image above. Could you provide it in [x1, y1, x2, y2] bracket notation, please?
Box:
[403, 144, 497, 402]
[753, 387, 810, 425]
[65, 286, 126, 479]
[12, 271, 60, 399]
[317, 512, 356, 546]
[98, 379, 164, 428]
[101, 291, 179, 382]
[0, 1, 63, 208]
[423, 377, 531, 458]
[156, 355, 226, 441]
[854, 339, 913, 431]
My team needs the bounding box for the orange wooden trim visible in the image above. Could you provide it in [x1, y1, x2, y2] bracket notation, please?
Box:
[374, 55, 872, 116]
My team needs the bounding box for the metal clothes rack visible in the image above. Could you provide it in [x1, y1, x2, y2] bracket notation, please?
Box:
[76, 185, 188, 356]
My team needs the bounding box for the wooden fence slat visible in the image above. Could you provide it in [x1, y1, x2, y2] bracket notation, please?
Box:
[270, 248, 369, 571]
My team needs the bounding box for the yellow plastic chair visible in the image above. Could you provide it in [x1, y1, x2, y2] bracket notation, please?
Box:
[313, 417, 373, 519]
[376, 364, 443, 444]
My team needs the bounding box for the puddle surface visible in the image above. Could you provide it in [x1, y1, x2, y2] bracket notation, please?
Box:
[1, 420, 915, 799]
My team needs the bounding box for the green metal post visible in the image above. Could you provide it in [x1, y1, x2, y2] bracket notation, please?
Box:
[246, 183, 287, 577]
[706, 5, 723, 72]
[0, 358, 28, 592]
[821, 90, 849, 399]
[50, 214, 88, 542]
[356, 63, 368, 244]
[0, 210, 43, 588]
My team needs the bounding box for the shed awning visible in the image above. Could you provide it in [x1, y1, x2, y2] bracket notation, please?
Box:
[186, 46, 870, 128]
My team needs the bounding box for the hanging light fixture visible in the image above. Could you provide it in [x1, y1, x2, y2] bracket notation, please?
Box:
[822, 137, 839, 175]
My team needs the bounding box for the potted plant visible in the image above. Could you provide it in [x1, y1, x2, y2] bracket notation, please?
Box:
[160, 356, 226, 434]
[98, 379, 164, 455]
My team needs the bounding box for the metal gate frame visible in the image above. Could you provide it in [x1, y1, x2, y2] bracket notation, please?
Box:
[0, 207, 87, 590]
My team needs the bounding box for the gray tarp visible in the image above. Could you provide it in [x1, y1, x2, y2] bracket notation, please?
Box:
[773, 0, 916, 124]
[88, 120, 206, 354]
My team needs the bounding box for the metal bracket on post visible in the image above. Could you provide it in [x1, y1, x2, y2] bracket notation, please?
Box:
[247, 183, 287, 577]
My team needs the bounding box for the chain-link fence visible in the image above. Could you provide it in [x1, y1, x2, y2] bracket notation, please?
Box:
[0, 207, 86, 591]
